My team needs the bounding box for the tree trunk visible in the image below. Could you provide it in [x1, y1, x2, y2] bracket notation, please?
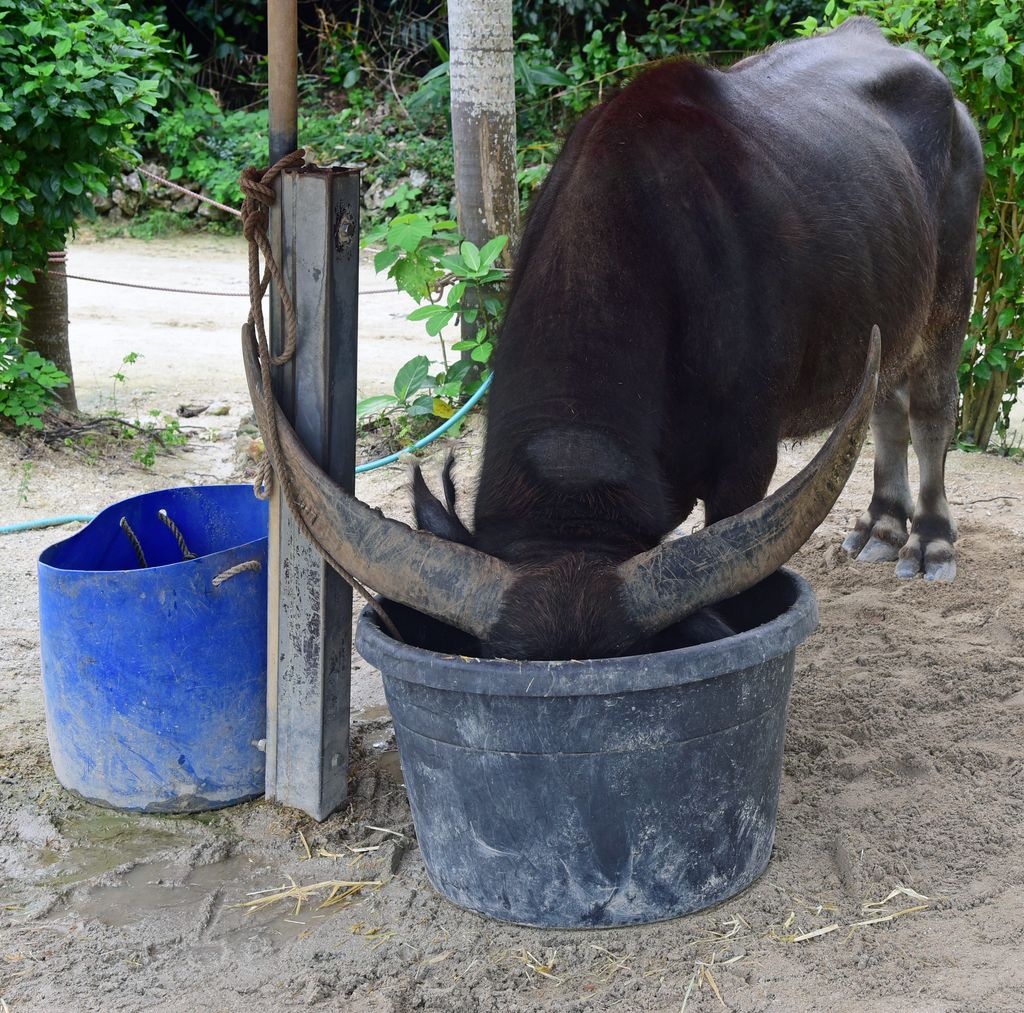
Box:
[21, 249, 77, 411]
[447, 0, 518, 357]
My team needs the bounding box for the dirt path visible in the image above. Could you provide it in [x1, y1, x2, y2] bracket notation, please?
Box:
[1, 234, 1023, 1011]
[64, 232, 434, 414]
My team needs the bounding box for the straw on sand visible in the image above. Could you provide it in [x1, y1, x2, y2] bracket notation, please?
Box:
[770, 884, 932, 944]
[233, 876, 382, 917]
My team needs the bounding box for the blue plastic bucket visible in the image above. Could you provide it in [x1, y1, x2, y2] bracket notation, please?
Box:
[38, 485, 268, 812]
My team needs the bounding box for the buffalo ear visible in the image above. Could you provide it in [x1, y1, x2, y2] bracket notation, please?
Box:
[411, 455, 474, 545]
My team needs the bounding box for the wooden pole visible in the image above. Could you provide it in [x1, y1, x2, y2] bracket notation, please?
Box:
[267, 0, 297, 163]
[264, 0, 358, 820]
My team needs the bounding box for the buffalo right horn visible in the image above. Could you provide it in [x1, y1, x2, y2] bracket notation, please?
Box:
[241, 325, 515, 641]
[617, 326, 881, 634]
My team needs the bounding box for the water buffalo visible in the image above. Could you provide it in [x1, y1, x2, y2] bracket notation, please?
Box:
[247, 17, 982, 661]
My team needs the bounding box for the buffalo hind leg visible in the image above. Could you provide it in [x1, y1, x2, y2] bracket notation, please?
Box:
[842, 383, 914, 562]
[895, 366, 958, 581]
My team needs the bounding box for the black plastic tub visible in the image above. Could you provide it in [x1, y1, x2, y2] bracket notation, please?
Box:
[355, 569, 818, 928]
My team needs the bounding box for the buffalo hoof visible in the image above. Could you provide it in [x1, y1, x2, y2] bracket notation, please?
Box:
[895, 533, 956, 582]
[854, 536, 901, 563]
[842, 513, 907, 562]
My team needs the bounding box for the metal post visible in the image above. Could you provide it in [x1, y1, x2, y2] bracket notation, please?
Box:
[264, 1, 358, 820]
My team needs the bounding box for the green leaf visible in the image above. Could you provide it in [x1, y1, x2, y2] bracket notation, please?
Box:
[0, 205, 18, 226]
[446, 360, 473, 383]
[393, 355, 431, 401]
[408, 394, 436, 416]
[406, 305, 444, 321]
[425, 309, 455, 336]
[439, 254, 466, 274]
[374, 248, 400, 273]
[392, 257, 438, 300]
[982, 54, 1006, 81]
[460, 241, 481, 272]
[470, 342, 493, 363]
[388, 217, 433, 253]
[356, 394, 397, 419]
[479, 234, 509, 267]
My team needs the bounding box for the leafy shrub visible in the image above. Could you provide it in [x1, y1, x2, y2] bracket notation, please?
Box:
[0, 0, 163, 425]
[142, 95, 456, 226]
[0, 1, 165, 283]
[357, 210, 507, 445]
[0, 313, 70, 428]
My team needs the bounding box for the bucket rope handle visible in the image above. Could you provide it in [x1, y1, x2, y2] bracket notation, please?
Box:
[119, 517, 148, 568]
[158, 509, 196, 561]
[212, 560, 262, 587]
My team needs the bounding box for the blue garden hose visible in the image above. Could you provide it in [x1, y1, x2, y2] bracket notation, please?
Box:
[355, 372, 491, 474]
[0, 514, 96, 535]
[0, 373, 492, 535]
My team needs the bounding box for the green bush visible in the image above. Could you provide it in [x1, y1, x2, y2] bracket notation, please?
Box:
[0, 311, 69, 429]
[142, 93, 457, 226]
[0, 1, 165, 282]
[0, 0, 164, 425]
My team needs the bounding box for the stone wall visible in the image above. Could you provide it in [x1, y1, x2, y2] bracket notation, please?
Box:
[91, 165, 234, 224]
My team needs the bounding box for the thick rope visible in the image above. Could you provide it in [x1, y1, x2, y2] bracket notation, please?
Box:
[212, 559, 262, 586]
[137, 166, 243, 218]
[119, 517, 147, 568]
[158, 509, 196, 561]
[239, 152, 403, 642]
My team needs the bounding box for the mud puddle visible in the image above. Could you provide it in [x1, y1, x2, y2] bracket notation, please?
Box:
[62, 852, 324, 946]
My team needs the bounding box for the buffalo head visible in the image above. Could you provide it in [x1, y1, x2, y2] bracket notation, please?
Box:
[243, 327, 879, 661]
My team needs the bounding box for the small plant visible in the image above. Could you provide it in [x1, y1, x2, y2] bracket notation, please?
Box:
[0, 331, 70, 429]
[358, 210, 508, 446]
[128, 414, 187, 468]
[17, 460, 33, 506]
[110, 351, 141, 409]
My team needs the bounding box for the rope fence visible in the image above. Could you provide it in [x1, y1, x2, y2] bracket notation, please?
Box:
[48, 269, 400, 299]
[136, 165, 243, 219]
[48, 162, 399, 297]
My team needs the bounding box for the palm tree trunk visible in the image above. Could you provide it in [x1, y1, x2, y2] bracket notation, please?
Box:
[21, 248, 77, 411]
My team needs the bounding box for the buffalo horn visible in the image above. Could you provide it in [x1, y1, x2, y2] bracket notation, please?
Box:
[617, 326, 881, 633]
[241, 326, 514, 641]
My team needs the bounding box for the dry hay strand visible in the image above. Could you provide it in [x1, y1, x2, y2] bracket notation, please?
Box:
[770, 885, 932, 944]
[681, 951, 728, 1012]
[510, 948, 561, 982]
[590, 943, 634, 982]
[234, 876, 382, 916]
[846, 885, 932, 940]
[689, 913, 750, 948]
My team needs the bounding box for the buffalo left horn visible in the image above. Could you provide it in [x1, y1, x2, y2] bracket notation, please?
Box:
[617, 326, 881, 633]
[241, 325, 515, 641]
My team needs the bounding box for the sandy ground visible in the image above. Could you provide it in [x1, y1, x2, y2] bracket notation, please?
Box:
[1, 234, 1023, 1011]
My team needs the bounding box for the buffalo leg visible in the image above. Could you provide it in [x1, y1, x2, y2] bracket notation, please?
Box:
[842, 384, 914, 562]
[894, 366, 959, 581]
